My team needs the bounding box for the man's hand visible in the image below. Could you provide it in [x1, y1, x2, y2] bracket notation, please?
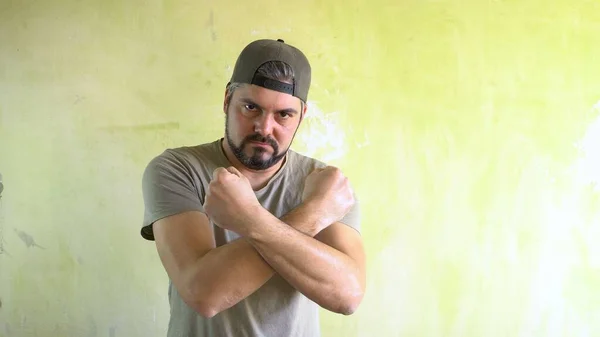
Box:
[203, 166, 261, 235]
[302, 166, 355, 232]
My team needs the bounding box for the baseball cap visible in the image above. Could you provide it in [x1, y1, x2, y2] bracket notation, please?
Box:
[229, 39, 311, 102]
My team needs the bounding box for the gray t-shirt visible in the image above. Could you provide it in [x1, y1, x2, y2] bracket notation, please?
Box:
[141, 139, 361, 337]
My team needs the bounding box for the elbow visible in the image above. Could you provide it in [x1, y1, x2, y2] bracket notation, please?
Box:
[338, 295, 363, 316]
[186, 296, 221, 318]
[340, 305, 358, 316]
[330, 287, 364, 316]
[181, 273, 241, 318]
[339, 277, 365, 315]
[182, 285, 221, 319]
[193, 302, 219, 319]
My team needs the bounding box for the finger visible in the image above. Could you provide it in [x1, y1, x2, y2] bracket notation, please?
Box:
[212, 167, 228, 180]
[226, 166, 242, 177]
[326, 166, 344, 177]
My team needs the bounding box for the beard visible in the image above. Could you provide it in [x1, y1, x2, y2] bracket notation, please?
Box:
[225, 112, 290, 170]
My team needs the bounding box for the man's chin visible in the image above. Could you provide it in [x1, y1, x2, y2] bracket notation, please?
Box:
[245, 154, 284, 170]
[248, 155, 272, 165]
[244, 160, 271, 171]
[245, 146, 274, 158]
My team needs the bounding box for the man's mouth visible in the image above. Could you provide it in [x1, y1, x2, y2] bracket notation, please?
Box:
[249, 140, 271, 147]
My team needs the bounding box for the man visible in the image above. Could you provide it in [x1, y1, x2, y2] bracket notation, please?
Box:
[140, 38, 366, 337]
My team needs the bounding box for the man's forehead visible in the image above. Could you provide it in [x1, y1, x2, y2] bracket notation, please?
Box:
[234, 84, 302, 108]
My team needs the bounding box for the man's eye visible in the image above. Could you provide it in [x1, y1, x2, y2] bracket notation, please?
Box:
[244, 104, 257, 111]
[279, 112, 291, 118]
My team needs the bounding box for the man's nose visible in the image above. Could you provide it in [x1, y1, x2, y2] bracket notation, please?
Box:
[254, 113, 275, 136]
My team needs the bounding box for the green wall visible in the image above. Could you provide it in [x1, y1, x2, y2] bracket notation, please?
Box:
[1, 1, 599, 336]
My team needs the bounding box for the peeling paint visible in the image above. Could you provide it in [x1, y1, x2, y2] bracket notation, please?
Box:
[297, 101, 348, 162]
[1, 1, 600, 336]
[13, 229, 45, 249]
[574, 102, 600, 191]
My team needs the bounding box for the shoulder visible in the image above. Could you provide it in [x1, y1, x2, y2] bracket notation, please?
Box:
[145, 140, 222, 173]
[286, 149, 327, 176]
[142, 140, 225, 194]
[162, 141, 220, 163]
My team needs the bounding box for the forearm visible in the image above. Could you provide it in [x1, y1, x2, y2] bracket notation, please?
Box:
[187, 204, 324, 317]
[186, 237, 272, 317]
[247, 208, 363, 315]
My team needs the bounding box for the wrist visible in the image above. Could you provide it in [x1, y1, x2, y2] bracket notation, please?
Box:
[243, 205, 276, 239]
[296, 199, 330, 235]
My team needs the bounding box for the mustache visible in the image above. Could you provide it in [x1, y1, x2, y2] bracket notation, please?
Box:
[244, 134, 278, 149]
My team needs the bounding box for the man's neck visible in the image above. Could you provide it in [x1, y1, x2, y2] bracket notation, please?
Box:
[220, 138, 286, 191]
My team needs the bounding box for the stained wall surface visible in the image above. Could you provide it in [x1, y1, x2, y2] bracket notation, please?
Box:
[1, 1, 599, 336]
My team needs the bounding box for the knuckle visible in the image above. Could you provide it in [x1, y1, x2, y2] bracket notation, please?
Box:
[213, 167, 225, 178]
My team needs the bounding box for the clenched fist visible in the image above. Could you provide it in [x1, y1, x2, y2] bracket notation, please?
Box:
[302, 166, 355, 229]
[203, 166, 262, 235]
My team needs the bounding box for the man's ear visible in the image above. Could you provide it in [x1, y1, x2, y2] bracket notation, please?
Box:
[223, 84, 230, 114]
[300, 100, 308, 123]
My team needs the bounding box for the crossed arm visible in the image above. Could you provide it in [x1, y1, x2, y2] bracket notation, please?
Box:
[153, 201, 366, 318]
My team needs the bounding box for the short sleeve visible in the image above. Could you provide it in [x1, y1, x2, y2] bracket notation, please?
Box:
[339, 194, 361, 233]
[141, 150, 205, 241]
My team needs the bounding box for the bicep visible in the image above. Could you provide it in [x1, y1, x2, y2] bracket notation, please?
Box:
[315, 222, 367, 287]
[153, 211, 215, 297]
